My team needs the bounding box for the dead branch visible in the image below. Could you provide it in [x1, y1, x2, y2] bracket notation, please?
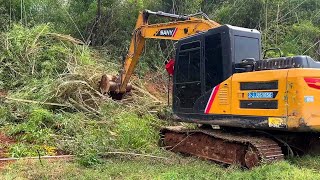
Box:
[0, 155, 75, 162]
[100, 152, 168, 160]
[48, 33, 84, 45]
[5, 97, 71, 107]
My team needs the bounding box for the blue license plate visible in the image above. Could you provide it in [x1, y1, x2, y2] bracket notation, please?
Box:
[248, 92, 274, 99]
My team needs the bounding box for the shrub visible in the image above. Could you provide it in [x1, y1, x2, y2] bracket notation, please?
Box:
[112, 112, 160, 153]
[7, 107, 56, 145]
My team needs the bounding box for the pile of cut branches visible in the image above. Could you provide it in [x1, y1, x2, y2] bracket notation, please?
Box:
[0, 24, 164, 117]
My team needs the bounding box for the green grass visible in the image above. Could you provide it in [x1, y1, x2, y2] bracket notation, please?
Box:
[1, 96, 319, 179]
[1, 155, 320, 180]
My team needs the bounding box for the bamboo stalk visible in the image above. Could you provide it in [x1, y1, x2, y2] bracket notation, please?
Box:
[0, 155, 75, 162]
[5, 97, 71, 107]
[101, 152, 168, 160]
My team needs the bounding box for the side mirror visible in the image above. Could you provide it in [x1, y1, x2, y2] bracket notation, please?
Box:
[241, 58, 255, 64]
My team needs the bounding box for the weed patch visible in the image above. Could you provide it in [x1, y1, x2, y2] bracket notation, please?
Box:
[112, 113, 160, 153]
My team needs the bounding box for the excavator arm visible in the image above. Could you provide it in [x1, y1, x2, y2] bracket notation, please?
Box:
[100, 10, 220, 96]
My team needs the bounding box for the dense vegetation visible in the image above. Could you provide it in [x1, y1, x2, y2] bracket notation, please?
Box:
[1, 0, 319, 63]
[0, 0, 318, 179]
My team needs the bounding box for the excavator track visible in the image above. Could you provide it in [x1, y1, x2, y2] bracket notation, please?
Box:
[160, 126, 284, 168]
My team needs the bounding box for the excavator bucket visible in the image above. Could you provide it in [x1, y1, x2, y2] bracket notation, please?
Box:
[99, 74, 132, 99]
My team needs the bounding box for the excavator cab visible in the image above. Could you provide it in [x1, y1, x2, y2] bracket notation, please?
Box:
[173, 25, 261, 115]
[172, 24, 320, 134]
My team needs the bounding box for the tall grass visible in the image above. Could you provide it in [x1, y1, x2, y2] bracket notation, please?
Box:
[0, 24, 168, 166]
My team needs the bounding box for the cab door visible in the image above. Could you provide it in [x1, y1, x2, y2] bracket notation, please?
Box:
[173, 41, 202, 113]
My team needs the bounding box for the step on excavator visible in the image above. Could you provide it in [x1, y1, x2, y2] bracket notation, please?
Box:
[99, 10, 320, 168]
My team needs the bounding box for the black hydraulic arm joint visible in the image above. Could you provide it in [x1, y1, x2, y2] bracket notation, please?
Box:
[143, 9, 190, 21]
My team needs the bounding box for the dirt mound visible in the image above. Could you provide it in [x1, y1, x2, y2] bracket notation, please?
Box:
[0, 133, 16, 169]
[0, 133, 15, 158]
[144, 72, 170, 101]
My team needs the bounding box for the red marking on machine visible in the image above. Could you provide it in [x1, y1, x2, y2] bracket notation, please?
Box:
[205, 84, 220, 114]
[172, 28, 178, 37]
[304, 77, 320, 90]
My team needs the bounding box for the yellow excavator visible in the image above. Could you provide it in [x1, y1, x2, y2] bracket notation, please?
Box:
[100, 10, 320, 168]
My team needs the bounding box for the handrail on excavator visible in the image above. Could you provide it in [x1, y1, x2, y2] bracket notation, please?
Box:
[143, 10, 191, 20]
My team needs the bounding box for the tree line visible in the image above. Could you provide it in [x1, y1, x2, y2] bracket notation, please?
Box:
[0, 0, 319, 62]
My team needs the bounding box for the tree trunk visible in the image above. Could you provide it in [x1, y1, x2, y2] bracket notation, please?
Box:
[97, 0, 102, 18]
[91, 0, 102, 45]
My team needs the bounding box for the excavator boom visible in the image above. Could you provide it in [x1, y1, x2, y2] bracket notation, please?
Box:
[99, 10, 220, 96]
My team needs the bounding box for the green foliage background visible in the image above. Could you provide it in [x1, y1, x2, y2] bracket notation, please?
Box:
[0, 0, 318, 173]
[1, 0, 319, 64]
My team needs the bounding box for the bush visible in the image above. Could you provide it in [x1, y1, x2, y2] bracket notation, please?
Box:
[113, 112, 160, 153]
[0, 24, 98, 89]
[9, 143, 56, 158]
[7, 107, 57, 145]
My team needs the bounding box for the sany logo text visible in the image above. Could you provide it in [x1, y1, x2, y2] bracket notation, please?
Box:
[156, 28, 177, 37]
